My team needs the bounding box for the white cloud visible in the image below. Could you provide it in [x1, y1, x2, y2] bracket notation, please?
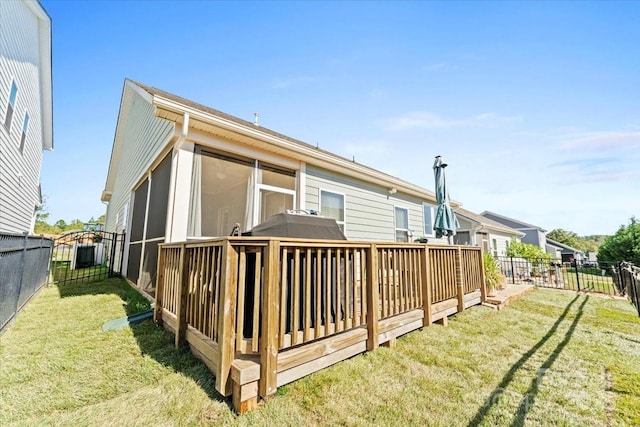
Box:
[554, 130, 640, 150]
[381, 111, 523, 131]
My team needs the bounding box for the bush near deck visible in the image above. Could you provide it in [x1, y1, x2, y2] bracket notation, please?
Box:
[1, 278, 638, 426]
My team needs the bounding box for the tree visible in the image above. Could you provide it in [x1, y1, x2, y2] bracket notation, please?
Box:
[547, 228, 607, 253]
[506, 240, 551, 260]
[34, 211, 50, 234]
[547, 229, 580, 249]
[67, 219, 84, 231]
[597, 217, 640, 265]
[34, 197, 58, 235]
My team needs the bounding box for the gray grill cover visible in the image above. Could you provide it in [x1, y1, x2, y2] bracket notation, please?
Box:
[244, 213, 346, 240]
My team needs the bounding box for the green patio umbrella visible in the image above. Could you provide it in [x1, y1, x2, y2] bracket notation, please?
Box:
[433, 155, 459, 243]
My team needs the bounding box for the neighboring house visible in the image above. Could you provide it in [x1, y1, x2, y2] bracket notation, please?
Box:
[454, 207, 524, 256]
[0, 0, 53, 234]
[585, 251, 598, 266]
[546, 238, 585, 264]
[545, 243, 562, 259]
[480, 211, 548, 251]
[101, 80, 455, 295]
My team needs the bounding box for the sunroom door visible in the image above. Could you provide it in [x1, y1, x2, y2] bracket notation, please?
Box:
[188, 149, 298, 237]
[258, 187, 295, 223]
[255, 162, 296, 224]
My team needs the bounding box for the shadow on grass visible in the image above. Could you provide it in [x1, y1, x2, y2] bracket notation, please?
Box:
[468, 294, 588, 427]
[56, 276, 149, 315]
[508, 296, 588, 426]
[55, 277, 230, 407]
[622, 336, 640, 345]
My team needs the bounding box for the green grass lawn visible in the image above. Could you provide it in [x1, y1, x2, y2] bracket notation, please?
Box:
[50, 263, 110, 284]
[560, 269, 617, 295]
[1, 279, 639, 426]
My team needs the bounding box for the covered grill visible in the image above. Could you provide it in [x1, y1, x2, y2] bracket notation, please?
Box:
[240, 212, 347, 340]
[244, 212, 346, 240]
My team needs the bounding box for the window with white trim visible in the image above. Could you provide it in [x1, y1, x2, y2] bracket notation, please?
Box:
[423, 203, 434, 236]
[320, 190, 345, 232]
[394, 206, 410, 242]
[4, 81, 17, 131]
[19, 112, 29, 153]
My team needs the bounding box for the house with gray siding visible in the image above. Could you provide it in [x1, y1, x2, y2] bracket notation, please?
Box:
[102, 80, 455, 296]
[0, 0, 53, 234]
[479, 211, 547, 250]
[454, 207, 524, 256]
[546, 238, 584, 264]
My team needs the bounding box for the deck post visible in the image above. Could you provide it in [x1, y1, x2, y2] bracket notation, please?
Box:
[479, 248, 487, 303]
[175, 244, 189, 347]
[153, 245, 165, 326]
[366, 243, 379, 351]
[216, 239, 239, 396]
[260, 239, 280, 399]
[421, 246, 432, 327]
[456, 247, 465, 313]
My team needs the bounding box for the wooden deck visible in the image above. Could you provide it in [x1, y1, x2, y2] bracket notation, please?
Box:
[154, 238, 485, 413]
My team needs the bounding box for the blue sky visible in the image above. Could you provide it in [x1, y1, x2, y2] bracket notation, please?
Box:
[41, 1, 639, 235]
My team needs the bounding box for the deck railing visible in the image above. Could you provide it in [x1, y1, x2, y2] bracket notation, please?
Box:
[155, 238, 485, 412]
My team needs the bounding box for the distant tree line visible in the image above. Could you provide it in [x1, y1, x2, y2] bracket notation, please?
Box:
[546, 229, 607, 253]
[546, 219, 639, 265]
[597, 218, 640, 265]
[34, 200, 105, 236]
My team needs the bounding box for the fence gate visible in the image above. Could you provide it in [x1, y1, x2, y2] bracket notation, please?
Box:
[49, 231, 125, 285]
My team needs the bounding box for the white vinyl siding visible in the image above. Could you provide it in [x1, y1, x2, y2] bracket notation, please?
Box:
[490, 231, 515, 256]
[104, 90, 174, 234]
[0, 1, 49, 233]
[305, 166, 428, 241]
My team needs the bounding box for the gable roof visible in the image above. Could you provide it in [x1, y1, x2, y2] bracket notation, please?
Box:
[479, 210, 547, 232]
[103, 79, 455, 206]
[546, 238, 583, 254]
[455, 207, 525, 237]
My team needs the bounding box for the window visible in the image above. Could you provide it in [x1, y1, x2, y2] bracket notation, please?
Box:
[126, 153, 172, 295]
[257, 162, 296, 225]
[492, 238, 498, 257]
[395, 206, 409, 242]
[320, 190, 345, 232]
[423, 203, 434, 235]
[191, 150, 253, 237]
[188, 148, 297, 237]
[4, 81, 17, 131]
[19, 112, 29, 153]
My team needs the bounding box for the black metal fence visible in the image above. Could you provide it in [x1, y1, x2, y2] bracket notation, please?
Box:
[0, 233, 53, 334]
[48, 231, 125, 286]
[613, 262, 640, 317]
[496, 256, 624, 296]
